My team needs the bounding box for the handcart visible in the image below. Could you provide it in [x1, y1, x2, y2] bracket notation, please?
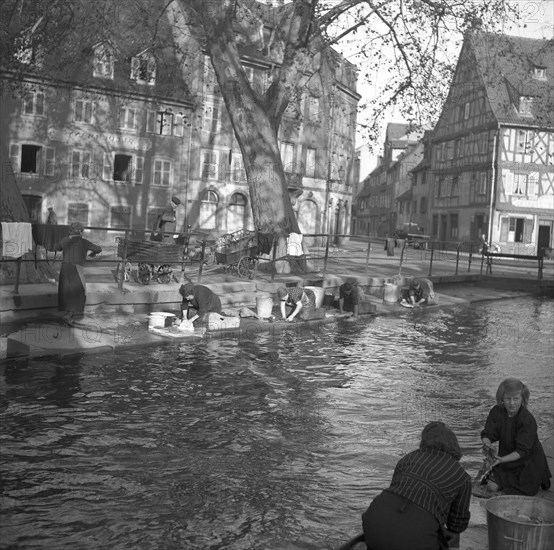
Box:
[116, 236, 186, 284]
[214, 229, 259, 279]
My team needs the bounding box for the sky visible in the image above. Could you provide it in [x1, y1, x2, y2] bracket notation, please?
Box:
[353, 0, 554, 178]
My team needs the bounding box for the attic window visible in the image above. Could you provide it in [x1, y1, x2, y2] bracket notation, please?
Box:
[131, 55, 156, 86]
[533, 66, 546, 80]
[93, 44, 114, 79]
[518, 96, 533, 116]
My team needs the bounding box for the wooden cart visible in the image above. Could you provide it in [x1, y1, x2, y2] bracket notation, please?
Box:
[214, 230, 259, 279]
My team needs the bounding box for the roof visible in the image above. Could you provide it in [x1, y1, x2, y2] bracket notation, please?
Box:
[470, 32, 554, 127]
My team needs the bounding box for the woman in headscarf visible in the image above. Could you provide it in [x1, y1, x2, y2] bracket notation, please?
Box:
[362, 421, 471, 550]
[55, 222, 102, 324]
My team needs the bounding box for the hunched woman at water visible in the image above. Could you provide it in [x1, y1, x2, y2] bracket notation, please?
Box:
[362, 421, 471, 550]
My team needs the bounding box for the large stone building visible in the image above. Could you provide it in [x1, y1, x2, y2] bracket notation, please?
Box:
[1, 1, 359, 243]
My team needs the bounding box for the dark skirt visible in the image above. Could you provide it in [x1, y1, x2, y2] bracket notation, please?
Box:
[362, 490, 442, 550]
[58, 264, 86, 314]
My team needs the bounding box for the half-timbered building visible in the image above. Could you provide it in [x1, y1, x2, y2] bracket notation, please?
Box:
[430, 32, 554, 253]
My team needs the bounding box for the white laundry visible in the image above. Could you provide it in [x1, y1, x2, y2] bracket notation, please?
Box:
[1, 222, 33, 258]
[287, 232, 303, 256]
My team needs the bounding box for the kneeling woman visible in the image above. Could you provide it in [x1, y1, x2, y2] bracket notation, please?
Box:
[179, 283, 222, 327]
[277, 286, 316, 322]
[362, 422, 471, 550]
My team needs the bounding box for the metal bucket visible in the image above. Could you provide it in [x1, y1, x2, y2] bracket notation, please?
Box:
[383, 283, 400, 303]
[148, 312, 175, 329]
[486, 495, 554, 550]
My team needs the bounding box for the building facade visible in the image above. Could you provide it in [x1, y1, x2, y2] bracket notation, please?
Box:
[1, 1, 360, 244]
[429, 32, 553, 252]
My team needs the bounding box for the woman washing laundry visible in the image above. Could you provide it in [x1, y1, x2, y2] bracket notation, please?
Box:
[55, 222, 102, 325]
[277, 286, 316, 322]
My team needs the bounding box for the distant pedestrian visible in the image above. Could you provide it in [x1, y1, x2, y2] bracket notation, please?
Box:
[156, 196, 181, 242]
[55, 222, 102, 325]
[46, 207, 58, 225]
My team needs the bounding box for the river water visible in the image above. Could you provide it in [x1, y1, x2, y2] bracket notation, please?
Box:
[1, 296, 553, 550]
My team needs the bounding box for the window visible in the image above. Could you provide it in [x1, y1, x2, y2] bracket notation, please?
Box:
[10, 144, 55, 175]
[518, 96, 533, 116]
[477, 172, 487, 195]
[232, 155, 246, 182]
[103, 153, 144, 183]
[280, 142, 295, 173]
[464, 102, 470, 119]
[119, 106, 137, 131]
[516, 130, 532, 154]
[93, 44, 114, 79]
[451, 176, 459, 197]
[509, 217, 525, 242]
[203, 58, 219, 94]
[202, 104, 219, 133]
[146, 110, 185, 137]
[450, 214, 459, 238]
[199, 190, 218, 229]
[110, 205, 132, 228]
[201, 150, 219, 180]
[70, 150, 91, 179]
[533, 66, 546, 80]
[228, 193, 247, 232]
[306, 94, 321, 123]
[131, 54, 156, 85]
[510, 172, 538, 197]
[68, 203, 90, 225]
[420, 197, 427, 214]
[23, 90, 44, 116]
[74, 99, 94, 124]
[152, 158, 173, 186]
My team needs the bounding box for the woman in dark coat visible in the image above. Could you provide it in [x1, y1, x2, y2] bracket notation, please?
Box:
[179, 282, 222, 327]
[362, 422, 471, 550]
[481, 378, 551, 495]
[55, 222, 101, 324]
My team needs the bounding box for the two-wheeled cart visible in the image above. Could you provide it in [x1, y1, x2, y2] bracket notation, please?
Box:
[214, 230, 259, 279]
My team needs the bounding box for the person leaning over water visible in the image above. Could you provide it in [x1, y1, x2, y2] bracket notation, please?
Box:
[400, 277, 438, 307]
[362, 421, 471, 550]
[179, 282, 222, 327]
[481, 378, 551, 496]
[55, 222, 102, 325]
[277, 286, 316, 322]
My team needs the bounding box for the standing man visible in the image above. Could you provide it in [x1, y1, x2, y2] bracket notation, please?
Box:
[46, 206, 58, 225]
[157, 196, 181, 242]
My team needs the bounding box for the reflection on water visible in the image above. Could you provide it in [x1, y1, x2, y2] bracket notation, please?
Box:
[1, 297, 552, 549]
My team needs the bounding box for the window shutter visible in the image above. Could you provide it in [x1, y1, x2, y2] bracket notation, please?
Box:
[9, 144, 20, 172]
[527, 173, 538, 196]
[83, 151, 91, 178]
[103, 153, 113, 181]
[500, 218, 509, 241]
[504, 171, 513, 194]
[44, 147, 55, 176]
[146, 110, 156, 133]
[134, 156, 144, 184]
[118, 108, 125, 128]
[174, 114, 184, 137]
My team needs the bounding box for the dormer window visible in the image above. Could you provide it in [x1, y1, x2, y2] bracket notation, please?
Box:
[533, 66, 546, 80]
[518, 96, 533, 116]
[131, 54, 156, 86]
[93, 44, 114, 79]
